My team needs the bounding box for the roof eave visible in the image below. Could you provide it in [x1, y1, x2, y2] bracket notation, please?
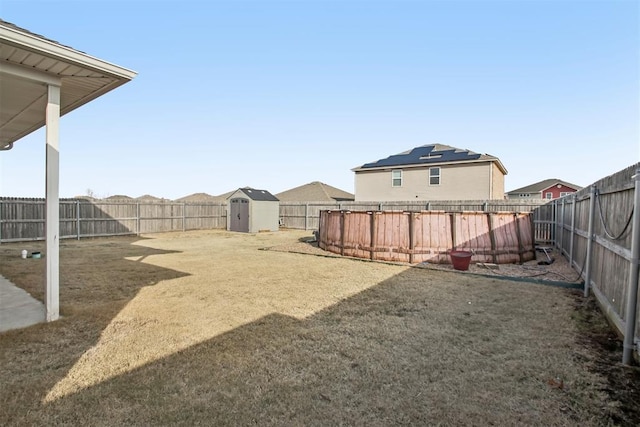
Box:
[354, 157, 508, 174]
[0, 24, 137, 80]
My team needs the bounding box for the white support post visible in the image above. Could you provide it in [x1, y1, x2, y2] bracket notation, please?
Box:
[45, 84, 61, 322]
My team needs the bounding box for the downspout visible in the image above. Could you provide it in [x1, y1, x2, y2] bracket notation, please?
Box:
[622, 169, 640, 365]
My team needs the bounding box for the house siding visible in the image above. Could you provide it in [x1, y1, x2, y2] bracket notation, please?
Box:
[491, 162, 505, 199]
[541, 184, 578, 200]
[355, 162, 498, 201]
[506, 192, 543, 200]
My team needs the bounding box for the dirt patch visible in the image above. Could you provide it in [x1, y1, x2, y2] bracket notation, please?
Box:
[0, 229, 637, 425]
[572, 295, 640, 426]
[270, 238, 582, 284]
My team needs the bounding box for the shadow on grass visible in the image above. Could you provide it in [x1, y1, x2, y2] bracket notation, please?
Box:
[0, 235, 190, 422]
[0, 254, 626, 426]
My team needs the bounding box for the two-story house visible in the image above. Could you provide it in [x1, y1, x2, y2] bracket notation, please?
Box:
[352, 144, 507, 201]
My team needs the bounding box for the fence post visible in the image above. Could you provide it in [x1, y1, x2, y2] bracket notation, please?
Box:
[584, 185, 597, 297]
[559, 197, 566, 255]
[76, 199, 81, 240]
[551, 200, 558, 247]
[340, 211, 345, 256]
[370, 212, 376, 260]
[569, 195, 576, 266]
[483, 201, 488, 212]
[623, 170, 640, 365]
[408, 212, 415, 263]
[136, 203, 140, 236]
[0, 199, 3, 244]
[426, 201, 430, 211]
[182, 203, 186, 232]
[378, 203, 383, 211]
[304, 203, 309, 230]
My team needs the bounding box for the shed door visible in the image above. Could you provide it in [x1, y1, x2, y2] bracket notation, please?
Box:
[230, 198, 249, 232]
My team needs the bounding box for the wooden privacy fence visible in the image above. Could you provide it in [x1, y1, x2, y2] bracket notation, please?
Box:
[280, 199, 547, 232]
[318, 210, 535, 265]
[0, 198, 227, 242]
[537, 163, 640, 364]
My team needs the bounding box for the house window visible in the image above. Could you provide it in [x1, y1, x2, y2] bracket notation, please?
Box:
[392, 170, 402, 187]
[560, 192, 571, 197]
[519, 193, 531, 198]
[545, 192, 553, 199]
[429, 167, 440, 185]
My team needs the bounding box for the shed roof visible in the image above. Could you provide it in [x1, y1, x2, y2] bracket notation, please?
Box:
[230, 187, 279, 202]
[352, 144, 507, 175]
[276, 181, 354, 202]
[507, 179, 582, 194]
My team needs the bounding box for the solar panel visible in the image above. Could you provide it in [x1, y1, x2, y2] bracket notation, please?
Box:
[360, 145, 481, 169]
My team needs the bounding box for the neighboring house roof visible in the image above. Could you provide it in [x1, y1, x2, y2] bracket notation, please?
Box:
[215, 190, 236, 200]
[507, 179, 582, 194]
[352, 144, 508, 174]
[104, 195, 133, 201]
[175, 192, 219, 203]
[229, 187, 279, 202]
[136, 194, 163, 202]
[276, 181, 354, 202]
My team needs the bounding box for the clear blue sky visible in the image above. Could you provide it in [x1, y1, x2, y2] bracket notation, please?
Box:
[1, 0, 638, 199]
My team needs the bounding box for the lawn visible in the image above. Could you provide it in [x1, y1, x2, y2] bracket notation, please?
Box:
[0, 229, 635, 425]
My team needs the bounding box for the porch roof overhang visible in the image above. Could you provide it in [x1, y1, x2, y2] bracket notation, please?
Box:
[0, 19, 137, 149]
[0, 19, 136, 325]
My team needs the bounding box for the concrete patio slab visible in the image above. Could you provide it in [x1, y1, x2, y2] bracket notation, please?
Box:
[0, 275, 45, 333]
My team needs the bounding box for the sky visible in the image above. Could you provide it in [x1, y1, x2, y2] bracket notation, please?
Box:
[0, 0, 638, 200]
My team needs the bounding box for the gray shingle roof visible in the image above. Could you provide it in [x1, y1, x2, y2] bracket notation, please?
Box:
[105, 195, 133, 201]
[230, 187, 279, 202]
[353, 144, 506, 173]
[507, 179, 582, 194]
[276, 181, 354, 202]
[0, 19, 76, 50]
[175, 192, 219, 202]
[136, 194, 163, 202]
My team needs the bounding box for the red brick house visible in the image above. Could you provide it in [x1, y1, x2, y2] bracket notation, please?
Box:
[506, 179, 582, 200]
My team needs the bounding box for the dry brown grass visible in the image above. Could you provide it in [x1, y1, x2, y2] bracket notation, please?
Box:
[0, 229, 633, 425]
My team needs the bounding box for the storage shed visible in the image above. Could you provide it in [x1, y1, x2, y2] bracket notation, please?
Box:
[227, 187, 280, 233]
